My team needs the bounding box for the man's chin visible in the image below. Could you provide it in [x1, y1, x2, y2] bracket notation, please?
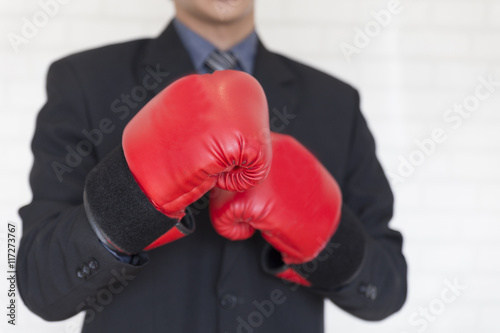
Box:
[210, 0, 250, 22]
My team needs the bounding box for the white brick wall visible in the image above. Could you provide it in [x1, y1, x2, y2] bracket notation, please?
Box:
[1, 0, 499, 332]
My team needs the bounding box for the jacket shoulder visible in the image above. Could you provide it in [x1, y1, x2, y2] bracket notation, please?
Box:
[48, 39, 151, 77]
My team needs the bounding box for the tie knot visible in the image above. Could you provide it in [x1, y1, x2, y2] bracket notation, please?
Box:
[205, 50, 238, 73]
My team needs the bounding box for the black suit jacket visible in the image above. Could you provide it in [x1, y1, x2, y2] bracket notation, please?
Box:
[18, 22, 407, 332]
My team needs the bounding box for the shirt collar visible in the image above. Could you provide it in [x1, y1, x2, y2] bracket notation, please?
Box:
[230, 30, 258, 74]
[172, 18, 257, 74]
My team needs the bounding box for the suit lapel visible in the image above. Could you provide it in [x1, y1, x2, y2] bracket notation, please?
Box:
[135, 21, 196, 98]
[253, 41, 299, 135]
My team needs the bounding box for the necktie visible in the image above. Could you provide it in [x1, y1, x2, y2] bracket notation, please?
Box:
[205, 50, 238, 73]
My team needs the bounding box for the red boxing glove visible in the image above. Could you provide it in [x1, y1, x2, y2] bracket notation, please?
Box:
[123, 70, 272, 220]
[85, 70, 272, 255]
[209, 133, 342, 266]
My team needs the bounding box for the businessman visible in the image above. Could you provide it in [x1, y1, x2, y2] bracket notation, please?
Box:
[17, 0, 407, 332]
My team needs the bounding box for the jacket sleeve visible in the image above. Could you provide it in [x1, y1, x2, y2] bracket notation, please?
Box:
[303, 90, 407, 320]
[16, 59, 168, 321]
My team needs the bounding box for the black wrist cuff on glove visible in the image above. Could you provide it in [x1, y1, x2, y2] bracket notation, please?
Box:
[262, 204, 366, 289]
[84, 145, 185, 255]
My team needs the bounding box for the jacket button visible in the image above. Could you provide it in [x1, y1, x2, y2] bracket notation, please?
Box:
[76, 269, 86, 279]
[220, 294, 238, 309]
[88, 259, 99, 271]
[358, 283, 377, 300]
[82, 264, 90, 275]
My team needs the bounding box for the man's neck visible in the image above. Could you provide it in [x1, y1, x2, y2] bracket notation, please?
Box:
[174, 11, 255, 51]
